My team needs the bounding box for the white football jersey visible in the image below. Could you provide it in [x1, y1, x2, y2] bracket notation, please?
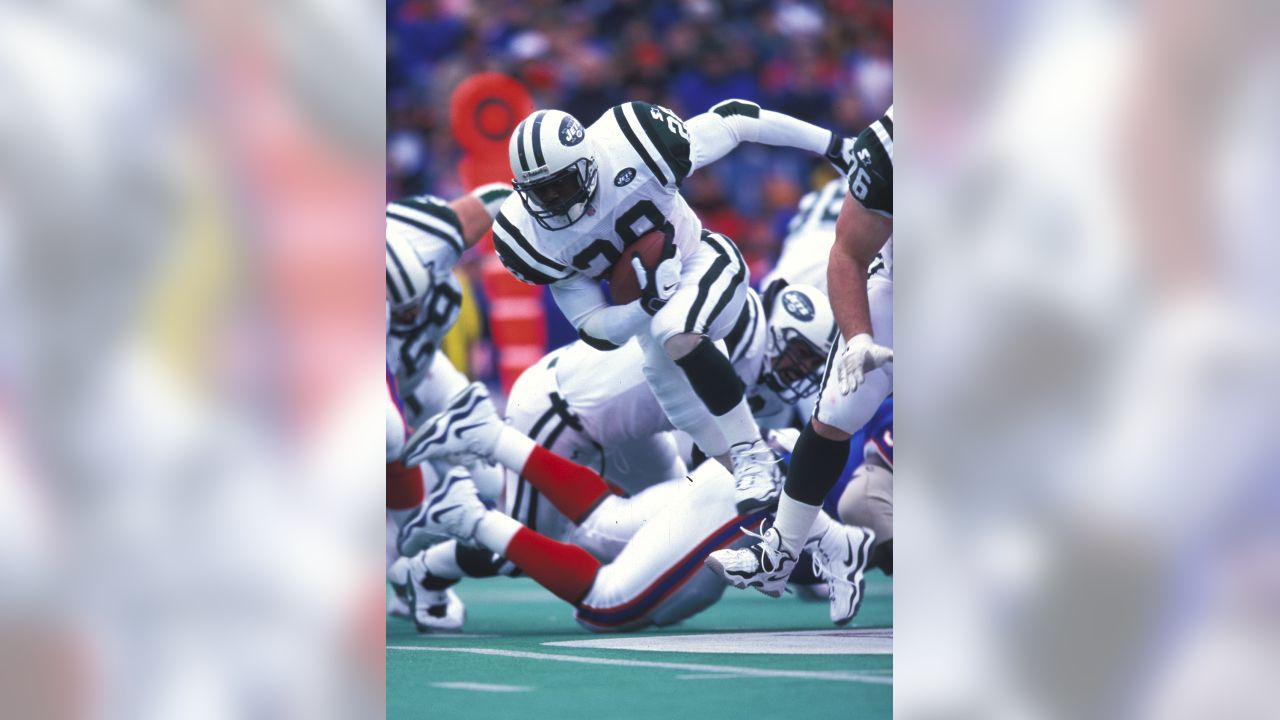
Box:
[385, 194, 465, 389]
[492, 102, 704, 285]
[552, 341, 668, 444]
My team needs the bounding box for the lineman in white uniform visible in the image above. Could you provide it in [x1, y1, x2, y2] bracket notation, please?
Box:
[385, 187, 512, 500]
[763, 175, 895, 424]
[386, 188, 509, 429]
[491, 100, 860, 515]
[384, 184, 510, 631]
[707, 107, 894, 609]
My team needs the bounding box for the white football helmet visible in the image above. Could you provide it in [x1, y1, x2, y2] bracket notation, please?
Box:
[762, 283, 837, 404]
[385, 229, 431, 333]
[509, 109, 597, 230]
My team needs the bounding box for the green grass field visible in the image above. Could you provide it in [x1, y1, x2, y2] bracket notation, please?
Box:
[387, 572, 892, 718]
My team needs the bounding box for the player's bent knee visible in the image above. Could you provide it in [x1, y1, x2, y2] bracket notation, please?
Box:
[811, 416, 852, 443]
[662, 331, 702, 360]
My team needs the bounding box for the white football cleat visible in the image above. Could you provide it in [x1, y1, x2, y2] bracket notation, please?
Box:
[413, 587, 465, 633]
[386, 586, 412, 619]
[387, 555, 466, 632]
[402, 382, 502, 467]
[705, 521, 797, 598]
[388, 556, 414, 615]
[807, 523, 876, 625]
[401, 467, 488, 554]
[728, 439, 782, 514]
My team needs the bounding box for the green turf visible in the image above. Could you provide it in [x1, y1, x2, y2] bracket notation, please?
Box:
[387, 572, 892, 718]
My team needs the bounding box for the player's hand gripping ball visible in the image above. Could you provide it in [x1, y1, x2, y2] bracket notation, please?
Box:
[609, 228, 680, 314]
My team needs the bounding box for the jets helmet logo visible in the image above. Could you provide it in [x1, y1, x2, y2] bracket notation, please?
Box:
[560, 115, 585, 146]
[614, 167, 636, 186]
[781, 290, 815, 321]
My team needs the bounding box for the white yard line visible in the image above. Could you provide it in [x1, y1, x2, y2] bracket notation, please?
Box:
[387, 645, 891, 685]
[430, 681, 532, 693]
[542, 628, 893, 655]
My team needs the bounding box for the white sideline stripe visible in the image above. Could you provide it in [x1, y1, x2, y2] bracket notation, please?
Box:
[397, 633, 497, 639]
[431, 681, 531, 693]
[676, 673, 752, 680]
[387, 646, 890, 685]
[445, 590, 559, 603]
[542, 628, 893, 656]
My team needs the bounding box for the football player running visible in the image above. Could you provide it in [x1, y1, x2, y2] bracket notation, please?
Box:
[490, 99, 859, 517]
[384, 183, 510, 631]
[399, 383, 874, 631]
[707, 106, 894, 601]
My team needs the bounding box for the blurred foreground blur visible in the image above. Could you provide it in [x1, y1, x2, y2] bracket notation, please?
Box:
[0, 2, 383, 718]
[4, 0, 1279, 717]
[897, 0, 1280, 717]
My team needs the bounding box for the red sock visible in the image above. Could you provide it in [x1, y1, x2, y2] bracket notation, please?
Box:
[520, 445, 609, 523]
[385, 461, 424, 510]
[504, 527, 601, 605]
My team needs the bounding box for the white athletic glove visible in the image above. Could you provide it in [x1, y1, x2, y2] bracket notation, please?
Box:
[631, 237, 681, 315]
[835, 333, 893, 395]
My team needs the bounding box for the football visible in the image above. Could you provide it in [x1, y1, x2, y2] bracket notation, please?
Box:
[607, 229, 669, 305]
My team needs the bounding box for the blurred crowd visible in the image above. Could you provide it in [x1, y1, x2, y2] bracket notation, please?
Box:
[388, 0, 892, 275]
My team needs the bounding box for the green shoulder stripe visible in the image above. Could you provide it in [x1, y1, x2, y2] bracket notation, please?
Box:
[711, 99, 760, 119]
[629, 102, 693, 187]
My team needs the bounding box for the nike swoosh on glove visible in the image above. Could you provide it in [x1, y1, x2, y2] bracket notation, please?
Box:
[835, 333, 893, 395]
[632, 234, 681, 315]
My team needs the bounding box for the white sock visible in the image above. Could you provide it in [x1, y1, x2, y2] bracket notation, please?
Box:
[492, 425, 536, 473]
[773, 491, 822, 558]
[715, 397, 763, 450]
[424, 540, 463, 580]
[805, 509, 836, 545]
[473, 510, 521, 554]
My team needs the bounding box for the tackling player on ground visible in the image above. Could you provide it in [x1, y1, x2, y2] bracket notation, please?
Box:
[399, 382, 874, 632]
[707, 106, 894, 597]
